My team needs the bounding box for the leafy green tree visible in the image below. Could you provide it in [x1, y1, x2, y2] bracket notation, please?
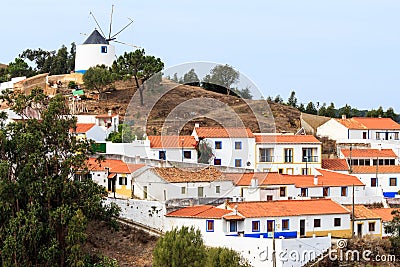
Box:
[206, 247, 250, 267]
[305, 101, 317, 115]
[182, 68, 200, 86]
[6, 58, 35, 78]
[0, 88, 120, 266]
[106, 124, 144, 143]
[385, 107, 398, 121]
[287, 91, 297, 108]
[197, 139, 214, 164]
[326, 102, 336, 118]
[153, 226, 206, 267]
[202, 64, 239, 95]
[338, 104, 352, 118]
[384, 209, 400, 256]
[318, 103, 327, 116]
[233, 86, 253, 100]
[297, 103, 305, 112]
[112, 49, 164, 106]
[273, 95, 283, 104]
[83, 65, 116, 99]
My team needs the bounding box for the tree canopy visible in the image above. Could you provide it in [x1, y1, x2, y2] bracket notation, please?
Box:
[203, 64, 239, 95]
[0, 88, 119, 266]
[83, 65, 116, 99]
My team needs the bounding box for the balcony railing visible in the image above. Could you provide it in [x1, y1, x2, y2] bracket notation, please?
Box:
[259, 156, 274, 162]
[302, 156, 319, 163]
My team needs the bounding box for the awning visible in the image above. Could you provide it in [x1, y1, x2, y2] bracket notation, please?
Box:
[108, 173, 116, 179]
[224, 215, 245, 220]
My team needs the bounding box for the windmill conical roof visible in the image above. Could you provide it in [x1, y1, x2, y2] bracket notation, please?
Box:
[83, 29, 109, 45]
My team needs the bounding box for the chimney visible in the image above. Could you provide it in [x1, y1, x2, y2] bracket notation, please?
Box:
[251, 178, 258, 188]
[313, 175, 318, 185]
[108, 110, 112, 116]
[342, 114, 347, 120]
[195, 123, 200, 128]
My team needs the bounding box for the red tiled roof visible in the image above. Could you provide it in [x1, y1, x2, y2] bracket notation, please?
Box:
[85, 158, 144, 174]
[71, 123, 95, 133]
[148, 135, 197, 148]
[95, 114, 118, 118]
[340, 149, 397, 158]
[371, 208, 398, 222]
[352, 165, 400, 174]
[336, 117, 400, 130]
[153, 167, 226, 183]
[231, 169, 364, 187]
[322, 159, 349, 171]
[223, 214, 245, 220]
[228, 199, 350, 218]
[344, 205, 381, 220]
[255, 134, 321, 144]
[194, 127, 254, 138]
[166, 205, 231, 219]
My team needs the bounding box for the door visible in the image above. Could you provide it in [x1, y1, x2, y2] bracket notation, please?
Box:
[198, 187, 204, 197]
[230, 221, 237, 232]
[300, 219, 306, 237]
[267, 220, 275, 233]
[107, 178, 115, 192]
[357, 224, 362, 238]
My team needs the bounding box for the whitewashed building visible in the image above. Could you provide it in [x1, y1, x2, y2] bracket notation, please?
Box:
[147, 135, 198, 163]
[192, 126, 255, 169]
[344, 205, 382, 238]
[254, 134, 322, 175]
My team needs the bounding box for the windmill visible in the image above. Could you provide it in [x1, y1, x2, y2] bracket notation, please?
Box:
[75, 5, 140, 74]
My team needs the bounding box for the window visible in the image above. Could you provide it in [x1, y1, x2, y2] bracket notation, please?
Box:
[230, 221, 237, 232]
[252, 221, 260, 232]
[181, 187, 186, 194]
[396, 133, 399, 140]
[302, 148, 313, 162]
[334, 218, 341, 227]
[341, 187, 348, 196]
[369, 222, 375, 232]
[235, 159, 242, 167]
[323, 187, 330, 197]
[206, 220, 214, 232]
[278, 168, 284, 174]
[363, 132, 367, 139]
[159, 151, 166, 160]
[235, 141, 242, 150]
[390, 178, 397, 187]
[259, 148, 273, 162]
[280, 187, 286, 197]
[301, 188, 308, 197]
[215, 141, 222, 149]
[183, 151, 191, 159]
[267, 195, 273, 201]
[314, 219, 321, 228]
[119, 176, 127, 185]
[284, 148, 293, 163]
[371, 178, 378, 187]
[390, 159, 396, 165]
[216, 186, 220, 194]
[301, 168, 309, 175]
[101, 46, 107, 53]
[214, 158, 221, 165]
[376, 132, 380, 140]
[198, 187, 204, 197]
[282, 219, 289, 230]
[143, 186, 148, 199]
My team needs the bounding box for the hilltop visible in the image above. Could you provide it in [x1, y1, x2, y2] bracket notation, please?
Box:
[81, 79, 302, 134]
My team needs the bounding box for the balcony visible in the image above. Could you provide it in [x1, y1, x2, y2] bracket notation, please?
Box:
[259, 156, 274, 163]
[302, 156, 319, 163]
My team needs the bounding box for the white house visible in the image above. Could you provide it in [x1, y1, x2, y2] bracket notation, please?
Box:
[147, 135, 198, 163]
[338, 148, 398, 168]
[254, 133, 322, 175]
[351, 165, 400, 198]
[344, 205, 382, 238]
[71, 123, 110, 142]
[95, 111, 119, 135]
[132, 166, 237, 201]
[228, 168, 383, 205]
[78, 158, 145, 198]
[371, 208, 398, 237]
[167, 199, 352, 240]
[317, 116, 400, 142]
[192, 126, 255, 168]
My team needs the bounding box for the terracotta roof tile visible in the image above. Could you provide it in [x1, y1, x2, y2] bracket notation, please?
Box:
[344, 205, 381, 220]
[195, 127, 254, 138]
[153, 167, 226, 183]
[228, 199, 350, 218]
[352, 165, 400, 174]
[230, 169, 364, 187]
[85, 158, 144, 174]
[166, 205, 231, 218]
[255, 134, 321, 144]
[336, 117, 400, 130]
[341, 149, 397, 158]
[95, 114, 118, 118]
[71, 123, 95, 133]
[322, 159, 350, 171]
[148, 135, 197, 148]
[371, 208, 399, 222]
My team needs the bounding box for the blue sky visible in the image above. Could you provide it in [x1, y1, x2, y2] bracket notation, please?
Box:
[1, 0, 400, 111]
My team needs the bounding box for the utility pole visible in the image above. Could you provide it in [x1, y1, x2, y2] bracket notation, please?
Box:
[349, 145, 353, 174]
[272, 221, 276, 267]
[352, 184, 355, 239]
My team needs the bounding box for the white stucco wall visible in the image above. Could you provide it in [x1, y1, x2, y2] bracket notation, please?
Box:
[75, 44, 115, 72]
[317, 119, 348, 140]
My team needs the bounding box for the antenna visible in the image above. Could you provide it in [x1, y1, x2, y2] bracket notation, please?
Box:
[89, 11, 106, 38]
[108, 4, 114, 40]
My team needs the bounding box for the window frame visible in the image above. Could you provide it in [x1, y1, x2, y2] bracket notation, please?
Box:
[369, 222, 375, 232]
[390, 177, 397, 187]
[371, 178, 378, 187]
[206, 220, 214, 232]
[159, 150, 166, 160]
[341, 187, 348, 197]
[334, 218, 341, 227]
[215, 185, 220, 194]
[234, 141, 242, 150]
[252, 220, 260, 232]
[314, 218, 321, 228]
[280, 187, 286, 197]
[183, 150, 191, 159]
[235, 159, 242, 167]
[181, 186, 186, 194]
[214, 158, 222, 165]
[284, 148, 293, 163]
[282, 219, 290, 231]
[323, 186, 330, 197]
[215, 141, 222, 149]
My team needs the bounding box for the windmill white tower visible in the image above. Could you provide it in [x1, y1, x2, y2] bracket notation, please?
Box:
[75, 5, 134, 73]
